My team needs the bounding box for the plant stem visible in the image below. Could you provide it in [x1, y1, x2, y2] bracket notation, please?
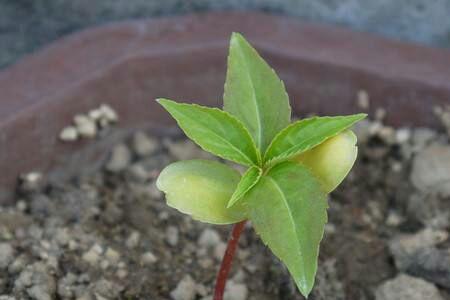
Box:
[213, 220, 247, 300]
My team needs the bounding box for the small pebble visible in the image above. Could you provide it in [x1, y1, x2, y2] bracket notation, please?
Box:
[214, 242, 227, 261]
[116, 269, 128, 279]
[165, 139, 209, 160]
[99, 104, 118, 123]
[19, 172, 44, 192]
[356, 90, 370, 109]
[88, 108, 103, 120]
[132, 131, 158, 157]
[141, 252, 158, 265]
[198, 229, 221, 248]
[410, 144, 450, 197]
[105, 248, 120, 264]
[375, 107, 386, 120]
[170, 275, 197, 300]
[378, 126, 396, 144]
[375, 274, 443, 300]
[385, 210, 404, 227]
[82, 244, 103, 266]
[16, 200, 27, 212]
[127, 163, 147, 179]
[166, 226, 179, 246]
[126, 231, 141, 249]
[73, 114, 97, 138]
[59, 126, 79, 142]
[389, 228, 448, 270]
[105, 144, 132, 173]
[395, 128, 411, 144]
[0, 243, 14, 269]
[223, 281, 248, 300]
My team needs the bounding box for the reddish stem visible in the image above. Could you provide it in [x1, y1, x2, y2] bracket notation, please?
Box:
[213, 220, 247, 300]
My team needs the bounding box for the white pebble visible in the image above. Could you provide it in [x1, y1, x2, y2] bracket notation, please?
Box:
[224, 281, 248, 300]
[126, 231, 141, 249]
[116, 269, 128, 279]
[106, 144, 132, 173]
[198, 229, 221, 248]
[99, 104, 118, 123]
[16, 200, 27, 212]
[356, 90, 370, 109]
[21, 172, 43, 184]
[74, 114, 97, 138]
[141, 252, 158, 265]
[214, 242, 227, 261]
[88, 108, 103, 120]
[395, 128, 411, 144]
[166, 226, 179, 246]
[375, 107, 386, 120]
[59, 126, 79, 141]
[386, 210, 404, 227]
[105, 248, 120, 264]
[170, 275, 197, 300]
[82, 245, 103, 266]
[132, 131, 158, 157]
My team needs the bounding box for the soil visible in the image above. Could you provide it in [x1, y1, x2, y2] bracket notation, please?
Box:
[1, 109, 450, 300]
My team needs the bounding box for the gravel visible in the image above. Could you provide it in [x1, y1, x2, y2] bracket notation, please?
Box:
[166, 226, 180, 247]
[410, 144, 450, 197]
[170, 275, 197, 300]
[223, 281, 248, 300]
[389, 228, 448, 270]
[74, 114, 97, 139]
[105, 143, 132, 173]
[375, 274, 444, 300]
[198, 229, 222, 248]
[0, 243, 14, 269]
[59, 126, 79, 142]
[0, 115, 449, 299]
[405, 247, 450, 289]
[132, 131, 159, 157]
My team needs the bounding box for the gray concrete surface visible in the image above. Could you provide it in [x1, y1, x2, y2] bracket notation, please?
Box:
[1, 0, 450, 69]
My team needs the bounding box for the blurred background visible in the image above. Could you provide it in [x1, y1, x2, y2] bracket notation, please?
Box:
[1, 2, 450, 300]
[1, 0, 450, 68]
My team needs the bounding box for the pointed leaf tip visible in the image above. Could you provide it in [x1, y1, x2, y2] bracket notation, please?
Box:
[157, 98, 260, 166]
[224, 32, 291, 152]
[264, 113, 366, 164]
[246, 162, 328, 298]
[227, 166, 262, 208]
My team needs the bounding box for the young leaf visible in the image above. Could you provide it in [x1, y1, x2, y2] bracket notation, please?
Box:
[223, 32, 291, 153]
[295, 130, 358, 193]
[156, 160, 247, 224]
[158, 99, 260, 166]
[227, 166, 262, 208]
[264, 114, 366, 164]
[246, 161, 328, 297]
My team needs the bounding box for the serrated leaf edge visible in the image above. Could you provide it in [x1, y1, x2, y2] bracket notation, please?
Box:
[263, 113, 367, 166]
[224, 32, 291, 152]
[157, 98, 262, 166]
[227, 166, 262, 208]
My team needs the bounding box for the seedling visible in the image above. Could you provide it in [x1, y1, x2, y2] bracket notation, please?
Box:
[156, 33, 366, 299]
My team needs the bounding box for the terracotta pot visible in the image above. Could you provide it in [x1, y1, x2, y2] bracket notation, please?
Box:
[1, 12, 449, 203]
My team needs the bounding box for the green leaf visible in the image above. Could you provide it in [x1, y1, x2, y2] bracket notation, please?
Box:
[156, 160, 247, 224]
[295, 130, 358, 193]
[227, 166, 262, 208]
[223, 32, 291, 153]
[246, 161, 328, 297]
[264, 114, 366, 164]
[157, 98, 260, 166]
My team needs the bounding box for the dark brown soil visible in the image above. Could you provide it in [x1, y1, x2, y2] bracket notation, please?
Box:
[1, 115, 450, 300]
